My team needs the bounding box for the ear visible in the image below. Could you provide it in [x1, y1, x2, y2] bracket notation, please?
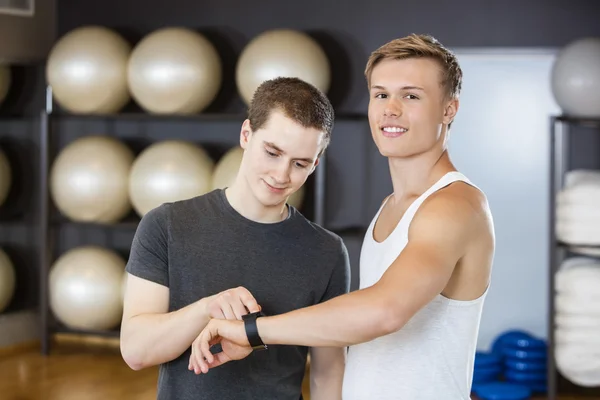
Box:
[239, 119, 253, 150]
[443, 98, 459, 125]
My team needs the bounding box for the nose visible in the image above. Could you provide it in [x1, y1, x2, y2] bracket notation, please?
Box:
[384, 98, 402, 117]
[272, 162, 291, 185]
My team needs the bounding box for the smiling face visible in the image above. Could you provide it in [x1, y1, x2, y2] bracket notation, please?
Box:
[238, 109, 325, 207]
[368, 57, 458, 159]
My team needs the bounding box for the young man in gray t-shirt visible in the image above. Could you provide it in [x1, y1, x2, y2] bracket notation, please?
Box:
[120, 77, 351, 400]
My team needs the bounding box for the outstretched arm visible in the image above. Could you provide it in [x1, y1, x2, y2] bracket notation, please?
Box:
[191, 191, 490, 372]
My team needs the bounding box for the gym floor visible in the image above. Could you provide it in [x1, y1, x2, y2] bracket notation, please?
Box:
[0, 338, 582, 400]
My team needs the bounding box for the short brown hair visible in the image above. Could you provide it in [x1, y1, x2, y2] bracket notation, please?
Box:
[247, 77, 334, 154]
[365, 34, 462, 100]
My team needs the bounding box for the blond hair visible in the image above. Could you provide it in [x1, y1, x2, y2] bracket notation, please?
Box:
[365, 34, 462, 100]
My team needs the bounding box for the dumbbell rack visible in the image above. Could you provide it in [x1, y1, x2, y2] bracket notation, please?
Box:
[37, 86, 368, 355]
[548, 115, 600, 399]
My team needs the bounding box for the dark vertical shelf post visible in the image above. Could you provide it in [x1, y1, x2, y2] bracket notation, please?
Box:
[548, 116, 569, 400]
[314, 150, 327, 226]
[38, 86, 52, 355]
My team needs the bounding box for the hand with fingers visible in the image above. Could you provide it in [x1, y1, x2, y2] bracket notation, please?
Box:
[206, 286, 261, 320]
[187, 286, 260, 374]
[189, 319, 253, 374]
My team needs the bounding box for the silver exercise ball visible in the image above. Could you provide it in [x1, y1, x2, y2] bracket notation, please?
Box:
[0, 147, 11, 208]
[0, 248, 16, 313]
[129, 140, 215, 216]
[236, 29, 330, 105]
[127, 27, 222, 114]
[49, 246, 125, 330]
[0, 64, 11, 106]
[50, 135, 134, 223]
[46, 26, 132, 114]
[551, 37, 600, 118]
[212, 146, 305, 209]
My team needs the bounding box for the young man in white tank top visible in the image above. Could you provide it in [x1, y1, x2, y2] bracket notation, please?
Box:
[188, 34, 495, 400]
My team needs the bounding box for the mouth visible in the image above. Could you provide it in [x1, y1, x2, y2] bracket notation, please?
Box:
[380, 125, 408, 138]
[263, 180, 287, 193]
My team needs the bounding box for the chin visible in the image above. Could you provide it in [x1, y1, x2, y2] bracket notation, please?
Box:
[252, 184, 287, 207]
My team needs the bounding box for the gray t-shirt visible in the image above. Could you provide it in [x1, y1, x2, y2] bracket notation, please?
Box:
[126, 188, 351, 400]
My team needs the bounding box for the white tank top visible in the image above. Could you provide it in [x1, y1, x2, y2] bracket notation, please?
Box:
[341, 171, 488, 400]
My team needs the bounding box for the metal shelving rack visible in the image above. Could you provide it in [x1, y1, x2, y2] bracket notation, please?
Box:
[37, 86, 368, 355]
[548, 115, 600, 400]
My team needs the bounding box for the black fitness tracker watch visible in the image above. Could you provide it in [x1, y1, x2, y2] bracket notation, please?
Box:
[242, 311, 268, 351]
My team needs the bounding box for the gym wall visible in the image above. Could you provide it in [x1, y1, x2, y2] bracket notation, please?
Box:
[0, 0, 599, 351]
[0, 0, 56, 64]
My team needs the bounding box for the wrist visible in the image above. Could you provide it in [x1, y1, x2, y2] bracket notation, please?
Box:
[242, 311, 268, 350]
[255, 316, 275, 345]
[195, 296, 213, 324]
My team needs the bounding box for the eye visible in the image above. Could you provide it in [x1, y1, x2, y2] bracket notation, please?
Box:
[265, 149, 278, 157]
[375, 93, 387, 99]
[294, 162, 309, 169]
[404, 94, 419, 100]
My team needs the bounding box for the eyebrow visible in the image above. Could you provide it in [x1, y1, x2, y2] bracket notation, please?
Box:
[371, 85, 425, 92]
[264, 141, 314, 163]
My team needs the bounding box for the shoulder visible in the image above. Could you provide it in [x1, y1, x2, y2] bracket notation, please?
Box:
[410, 180, 494, 246]
[289, 208, 347, 254]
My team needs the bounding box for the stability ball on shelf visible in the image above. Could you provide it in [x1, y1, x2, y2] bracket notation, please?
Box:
[0, 64, 11, 106]
[127, 27, 222, 115]
[0, 248, 15, 313]
[551, 37, 600, 118]
[50, 135, 135, 223]
[49, 246, 126, 331]
[129, 140, 215, 216]
[236, 29, 330, 105]
[0, 146, 11, 208]
[46, 26, 132, 114]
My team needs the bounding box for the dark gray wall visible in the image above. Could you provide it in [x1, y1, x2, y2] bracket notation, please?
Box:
[2, 0, 600, 325]
[0, 0, 56, 63]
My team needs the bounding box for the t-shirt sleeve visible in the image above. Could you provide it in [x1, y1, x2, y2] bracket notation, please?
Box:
[319, 238, 351, 303]
[125, 204, 170, 287]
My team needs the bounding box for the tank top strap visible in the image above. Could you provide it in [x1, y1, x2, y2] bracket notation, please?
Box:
[398, 171, 475, 232]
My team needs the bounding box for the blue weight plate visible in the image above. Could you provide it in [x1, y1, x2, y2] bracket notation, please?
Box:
[502, 346, 547, 360]
[491, 330, 533, 356]
[505, 358, 546, 372]
[474, 382, 532, 400]
[475, 351, 502, 367]
[505, 369, 547, 383]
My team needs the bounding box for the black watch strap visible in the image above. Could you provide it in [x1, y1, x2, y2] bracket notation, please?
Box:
[242, 311, 267, 351]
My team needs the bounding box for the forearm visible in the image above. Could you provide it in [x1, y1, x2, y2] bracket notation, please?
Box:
[310, 351, 345, 400]
[258, 287, 399, 347]
[121, 296, 213, 369]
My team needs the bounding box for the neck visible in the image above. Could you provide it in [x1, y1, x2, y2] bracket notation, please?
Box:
[388, 145, 456, 203]
[225, 177, 288, 224]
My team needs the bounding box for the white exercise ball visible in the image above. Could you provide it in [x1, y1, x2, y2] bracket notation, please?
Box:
[129, 140, 215, 216]
[0, 64, 11, 106]
[50, 135, 135, 223]
[0, 147, 11, 208]
[551, 37, 600, 118]
[236, 29, 330, 105]
[46, 26, 132, 114]
[128, 27, 222, 114]
[0, 248, 16, 313]
[212, 146, 305, 209]
[49, 246, 125, 330]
